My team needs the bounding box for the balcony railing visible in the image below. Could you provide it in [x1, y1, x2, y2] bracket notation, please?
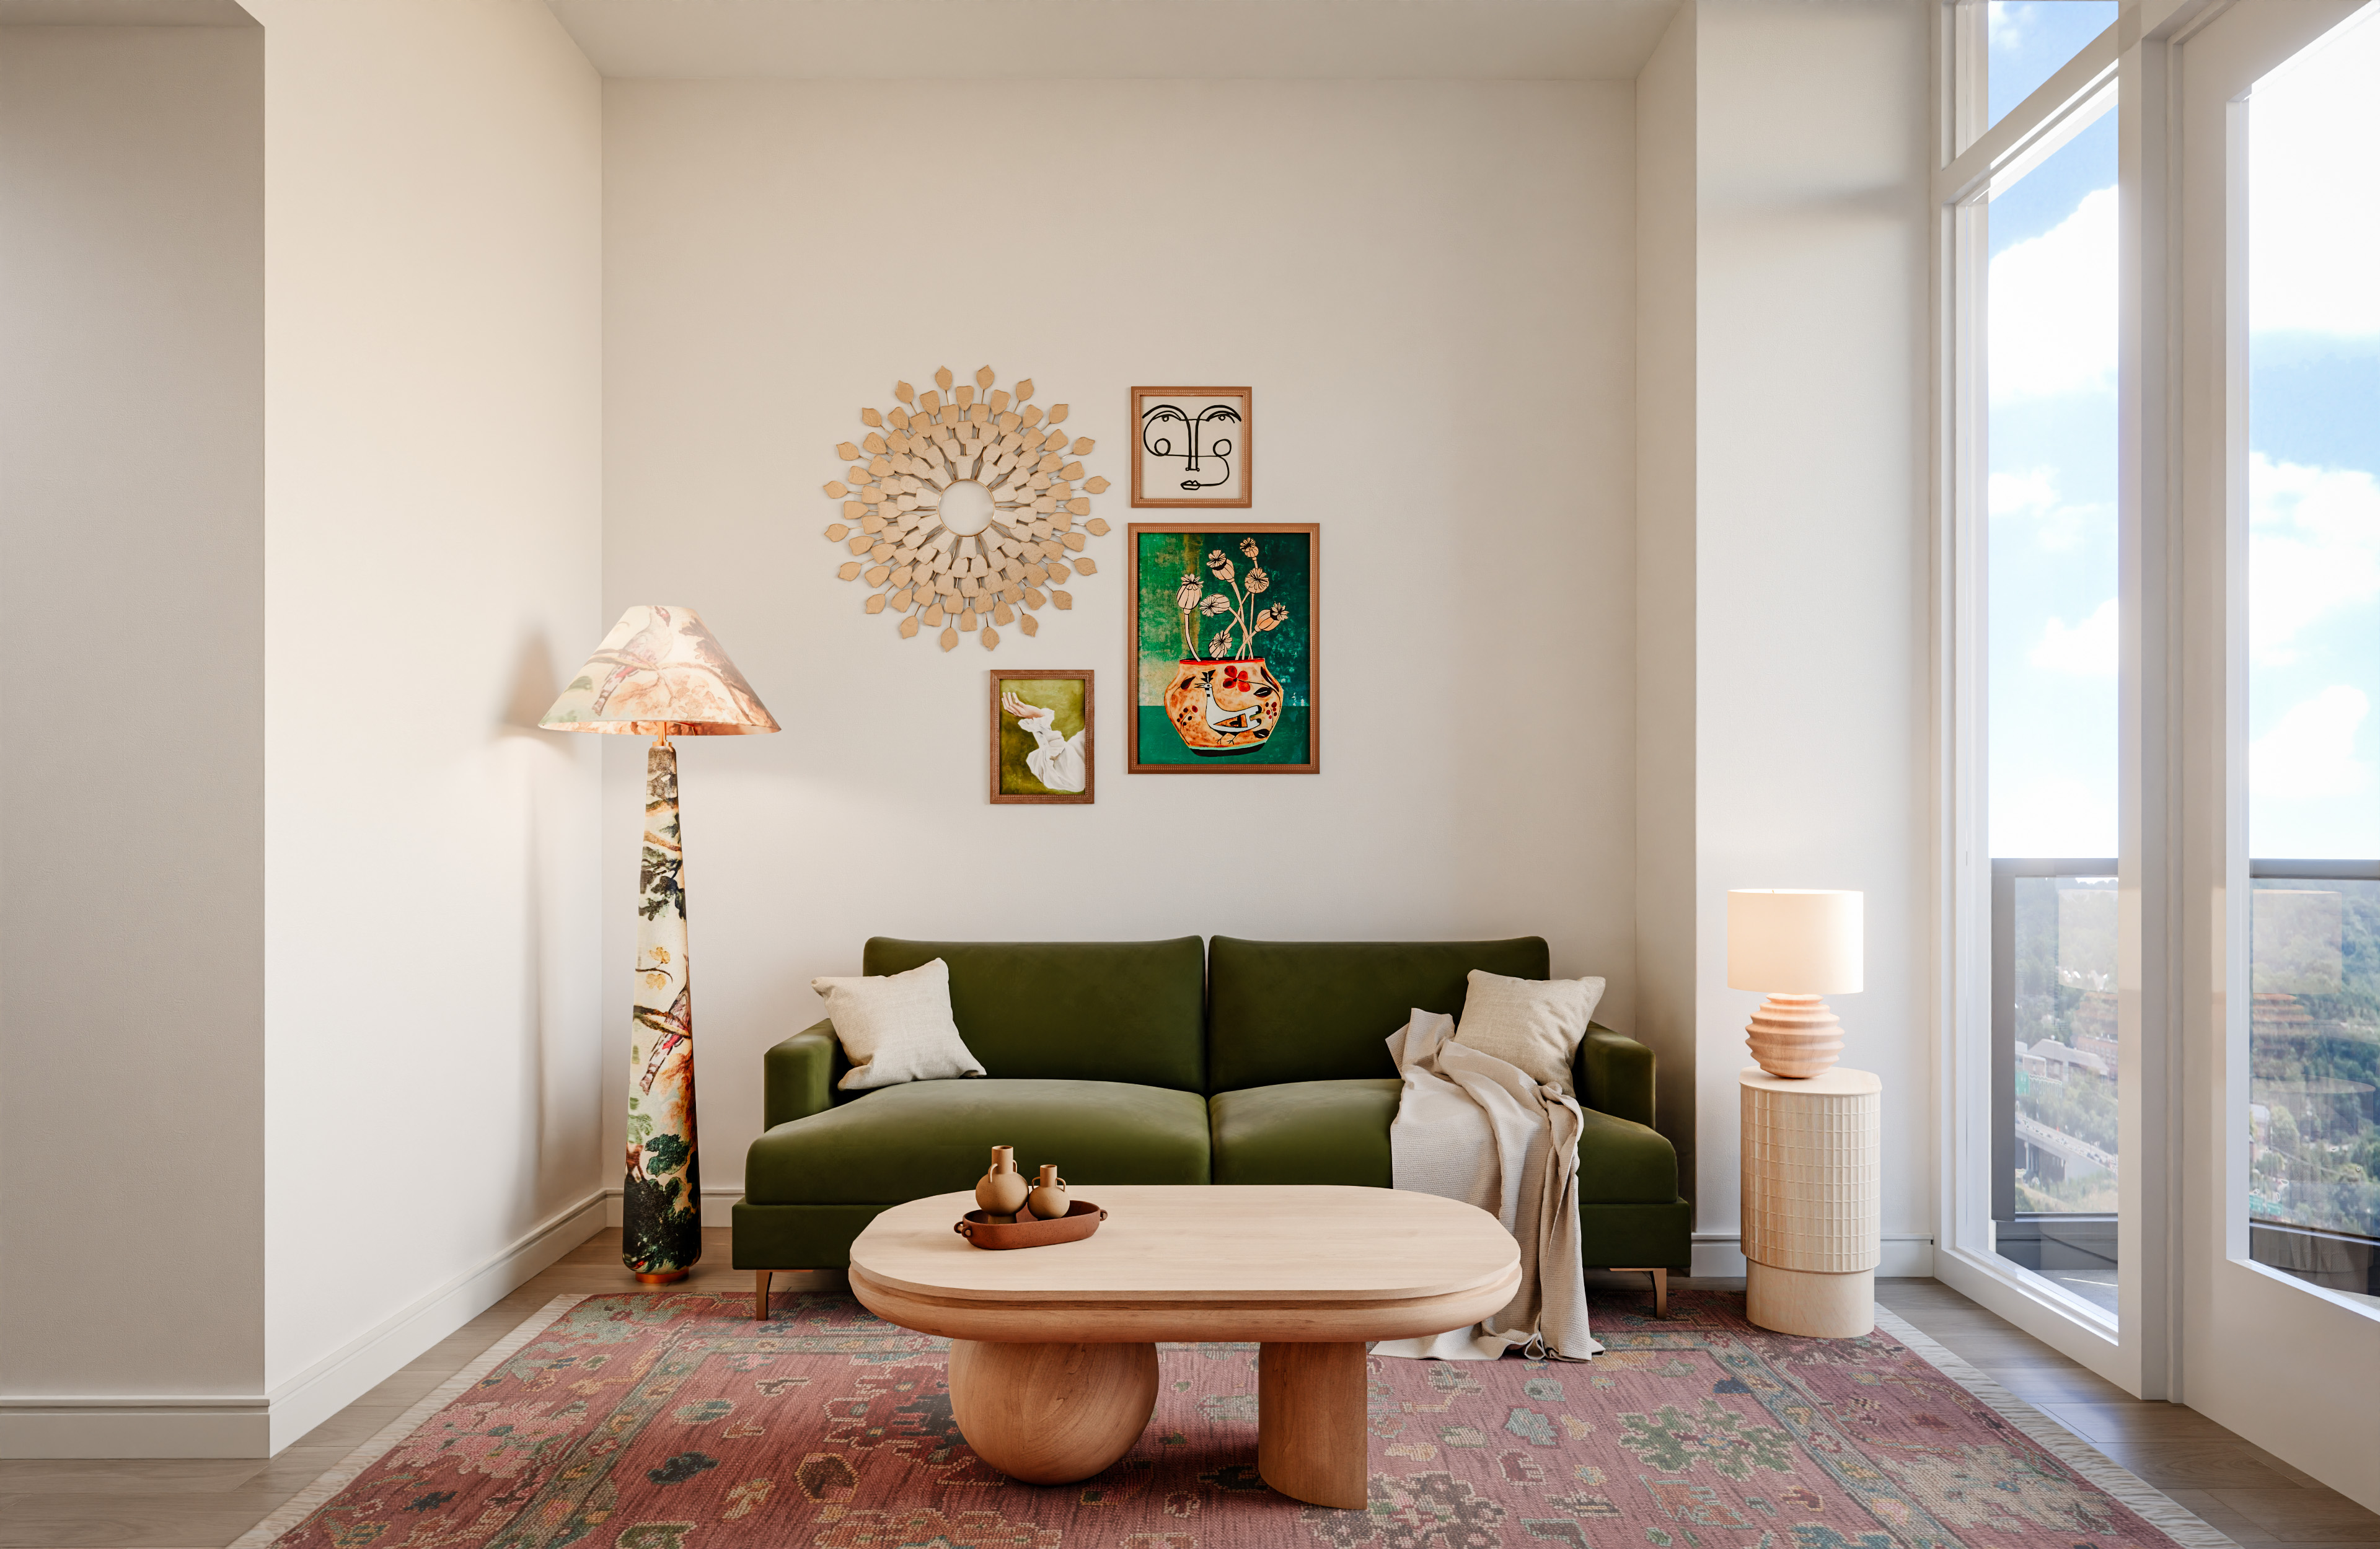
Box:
[1990, 858, 2379, 1309]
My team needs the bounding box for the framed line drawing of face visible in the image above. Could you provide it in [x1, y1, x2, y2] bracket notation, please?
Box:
[1131, 387, 1251, 507]
[990, 669, 1094, 803]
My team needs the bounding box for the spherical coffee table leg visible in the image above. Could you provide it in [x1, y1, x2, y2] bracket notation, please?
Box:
[946, 1339, 1160, 1483]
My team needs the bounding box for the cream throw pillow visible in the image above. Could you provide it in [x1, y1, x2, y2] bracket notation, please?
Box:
[1452, 968, 1606, 1094]
[811, 959, 987, 1092]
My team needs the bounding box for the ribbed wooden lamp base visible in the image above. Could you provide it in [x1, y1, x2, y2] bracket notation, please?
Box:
[1744, 993, 1844, 1077]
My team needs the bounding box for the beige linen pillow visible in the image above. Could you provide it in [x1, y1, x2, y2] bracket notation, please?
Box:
[1452, 968, 1606, 1094]
[811, 958, 986, 1091]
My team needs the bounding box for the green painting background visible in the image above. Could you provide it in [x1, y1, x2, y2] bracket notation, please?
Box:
[1134, 530, 1311, 765]
[997, 677, 1088, 796]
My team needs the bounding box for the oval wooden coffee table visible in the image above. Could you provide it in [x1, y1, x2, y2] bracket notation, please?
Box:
[847, 1183, 1520, 1509]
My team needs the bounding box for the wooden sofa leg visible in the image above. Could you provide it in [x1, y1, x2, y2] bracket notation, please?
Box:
[754, 1270, 772, 1322]
[1613, 1267, 1668, 1318]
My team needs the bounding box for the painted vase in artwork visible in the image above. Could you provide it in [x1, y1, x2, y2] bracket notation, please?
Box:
[625, 740, 700, 1282]
[1161, 657, 1282, 756]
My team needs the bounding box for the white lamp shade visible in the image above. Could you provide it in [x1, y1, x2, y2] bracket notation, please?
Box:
[1727, 890, 1863, 994]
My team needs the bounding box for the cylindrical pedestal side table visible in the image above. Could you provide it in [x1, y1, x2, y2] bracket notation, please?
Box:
[1740, 1066, 1880, 1338]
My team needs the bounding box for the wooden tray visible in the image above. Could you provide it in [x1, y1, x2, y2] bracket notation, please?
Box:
[954, 1200, 1106, 1250]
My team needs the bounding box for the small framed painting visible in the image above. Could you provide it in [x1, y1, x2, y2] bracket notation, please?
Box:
[1128, 524, 1316, 773]
[1131, 386, 1251, 507]
[990, 669, 1094, 804]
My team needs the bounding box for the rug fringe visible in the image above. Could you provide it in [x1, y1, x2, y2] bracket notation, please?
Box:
[226, 1293, 590, 1549]
[1871, 1305, 2239, 1549]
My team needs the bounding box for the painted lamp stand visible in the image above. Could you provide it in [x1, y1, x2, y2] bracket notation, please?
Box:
[541, 605, 779, 1282]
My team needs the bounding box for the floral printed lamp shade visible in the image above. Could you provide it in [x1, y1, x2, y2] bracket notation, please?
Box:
[539, 605, 780, 738]
[539, 604, 775, 1286]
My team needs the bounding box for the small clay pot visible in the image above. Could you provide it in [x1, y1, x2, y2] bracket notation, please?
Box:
[976, 1145, 1029, 1222]
[1026, 1164, 1069, 1221]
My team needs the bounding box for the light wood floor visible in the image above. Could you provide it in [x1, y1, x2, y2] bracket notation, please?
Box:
[1, 1235, 2371, 1549]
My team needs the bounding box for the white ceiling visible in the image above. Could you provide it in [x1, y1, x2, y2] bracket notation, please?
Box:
[544, 0, 1683, 81]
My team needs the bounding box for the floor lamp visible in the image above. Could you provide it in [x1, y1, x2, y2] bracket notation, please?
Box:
[542, 605, 778, 1282]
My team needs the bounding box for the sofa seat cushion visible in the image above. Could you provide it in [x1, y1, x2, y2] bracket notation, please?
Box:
[744, 1078, 1210, 1205]
[1577, 1106, 1679, 1203]
[1210, 1079, 1401, 1187]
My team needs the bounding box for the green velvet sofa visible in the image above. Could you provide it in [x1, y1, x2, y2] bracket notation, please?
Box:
[734, 936, 1690, 1306]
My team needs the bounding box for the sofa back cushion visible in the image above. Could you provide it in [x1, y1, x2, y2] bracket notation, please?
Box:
[1205, 936, 1550, 1092]
[862, 937, 1207, 1092]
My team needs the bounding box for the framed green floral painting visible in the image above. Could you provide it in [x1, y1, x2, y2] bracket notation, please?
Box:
[1127, 523, 1317, 773]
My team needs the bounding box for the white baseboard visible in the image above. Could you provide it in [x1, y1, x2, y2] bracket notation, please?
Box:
[1690, 1232, 1937, 1280]
[0, 1191, 608, 1460]
[602, 1184, 743, 1229]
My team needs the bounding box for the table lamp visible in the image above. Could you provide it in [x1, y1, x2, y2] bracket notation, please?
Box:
[542, 605, 778, 1282]
[1727, 889, 1863, 1077]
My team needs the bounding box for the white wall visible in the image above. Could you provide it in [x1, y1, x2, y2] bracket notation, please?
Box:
[1636, 0, 1700, 1202]
[247, 0, 606, 1449]
[602, 77, 1641, 1201]
[0, 20, 267, 1455]
[1680, 0, 1934, 1274]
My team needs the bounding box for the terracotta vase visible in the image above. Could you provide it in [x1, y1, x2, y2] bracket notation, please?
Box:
[1026, 1164, 1070, 1221]
[975, 1145, 1029, 1221]
[1160, 657, 1284, 757]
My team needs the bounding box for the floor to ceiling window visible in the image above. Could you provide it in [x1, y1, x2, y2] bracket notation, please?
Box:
[1974, 4, 2123, 1321]
[2242, 7, 2380, 1306]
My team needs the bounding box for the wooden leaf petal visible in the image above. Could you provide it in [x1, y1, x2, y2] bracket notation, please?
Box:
[1069, 498, 1093, 516]
[826, 524, 850, 541]
[935, 366, 954, 391]
[847, 466, 870, 483]
[1072, 437, 1095, 455]
[1060, 461, 1085, 481]
[871, 542, 896, 561]
[899, 614, 920, 638]
[1051, 589, 1073, 610]
[824, 481, 848, 498]
[1072, 556, 1098, 575]
[956, 385, 975, 407]
[847, 535, 871, 555]
[1062, 531, 1086, 551]
[975, 364, 995, 390]
[940, 626, 959, 651]
[1021, 405, 1044, 426]
[865, 592, 886, 614]
[888, 407, 910, 429]
[981, 625, 1000, 649]
[838, 561, 863, 581]
[863, 432, 888, 454]
[895, 380, 916, 403]
[1083, 475, 1110, 494]
[920, 390, 941, 411]
[1049, 561, 1072, 583]
[1085, 517, 1110, 536]
[990, 601, 1013, 625]
[1025, 586, 1047, 608]
[959, 610, 979, 631]
[861, 406, 883, 427]
[1020, 612, 1039, 636]
[889, 586, 913, 610]
[891, 565, 914, 587]
[1047, 403, 1069, 424]
[922, 604, 945, 626]
[1014, 378, 1034, 402]
[865, 564, 891, 586]
[860, 513, 885, 533]
[989, 390, 1011, 413]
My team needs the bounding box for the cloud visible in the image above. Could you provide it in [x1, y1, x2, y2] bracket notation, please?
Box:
[1990, 465, 2109, 552]
[2032, 599, 2118, 675]
[2249, 453, 2380, 663]
[1993, 776, 2116, 860]
[2250, 10, 2380, 336]
[2251, 686, 2372, 800]
[1986, 1, 2030, 49]
[1989, 185, 2117, 402]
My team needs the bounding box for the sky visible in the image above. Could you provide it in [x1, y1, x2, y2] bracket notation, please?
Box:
[1986, 1, 2380, 861]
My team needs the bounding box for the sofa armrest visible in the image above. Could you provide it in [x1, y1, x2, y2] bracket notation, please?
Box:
[1575, 1023, 1654, 1129]
[764, 1020, 847, 1130]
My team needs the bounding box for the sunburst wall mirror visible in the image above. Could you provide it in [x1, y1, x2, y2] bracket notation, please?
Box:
[822, 365, 1110, 651]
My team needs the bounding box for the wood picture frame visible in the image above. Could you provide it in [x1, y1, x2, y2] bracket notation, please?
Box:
[989, 669, 1095, 804]
[1130, 386, 1251, 507]
[1127, 523, 1317, 774]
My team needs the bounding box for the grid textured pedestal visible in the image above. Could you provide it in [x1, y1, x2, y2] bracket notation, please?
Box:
[1740, 1065, 1880, 1337]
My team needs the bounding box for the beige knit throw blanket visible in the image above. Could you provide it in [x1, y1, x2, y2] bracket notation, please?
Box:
[1373, 1009, 1602, 1361]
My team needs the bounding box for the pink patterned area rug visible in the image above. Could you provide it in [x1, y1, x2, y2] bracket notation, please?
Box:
[234, 1289, 2230, 1549]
